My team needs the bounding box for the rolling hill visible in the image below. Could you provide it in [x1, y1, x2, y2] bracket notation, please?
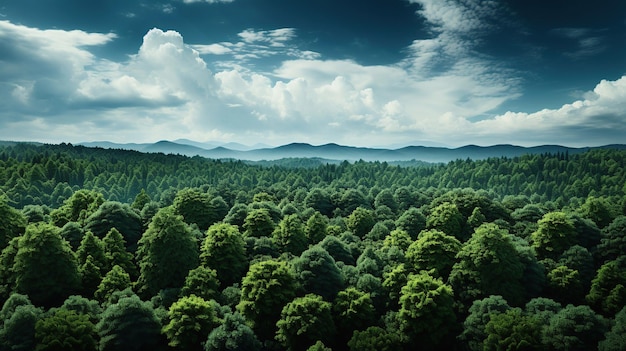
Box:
[75, 140, 626, 163]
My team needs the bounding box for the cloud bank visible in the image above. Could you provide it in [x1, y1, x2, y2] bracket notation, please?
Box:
[0, 6, 625, 147]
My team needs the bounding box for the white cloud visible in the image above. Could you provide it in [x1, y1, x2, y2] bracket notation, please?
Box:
[191, 43, 233, 55]
[238, 28, 295, 46]
[408, 0, 500, 34]
[0, 20, 116, 115]
[0, 19, 624, 147]
[192, 28, 320, 65]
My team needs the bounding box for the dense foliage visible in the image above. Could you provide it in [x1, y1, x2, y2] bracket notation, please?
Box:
[0, 142, 625, 350]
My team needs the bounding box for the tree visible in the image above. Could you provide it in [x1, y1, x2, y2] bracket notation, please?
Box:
[374, 189, 397, 213]
[319, 235, 354, 265]
[223, 203, 249, 228]
[172, 188, 215, 231]
[305, 212, 328, 245]
[61, 295, 102, 324]
[248, 200, 282, 222]
[201, 223, 247, 287]
[541, 304, 608, 351]
[13, 223, 80, 307]
[394, 186, 420, 211]
[163, 295, 219, 351]
[305, 188, 335, 217]
[338, 189, 369, 216]
[524, 297, 562, 325]
[395, 207, 426, 239]
[22, 204, 49, 224]
[50, 189, 104, 227]
[546, 265, 584, 305]
[405, 229, 461, 279]
[587, 256, 626, 316]
[0, 303, 42, 351]
[245, 236, 279, 262]
[356, 273, 384, 312]
[599, 306, 626, 351]
[59, 221, 84, 250]
[0, 293, 32, 324]
[578, 196, 617, 228]
[102, 228, 136, 279]
[346, 207, 375, 238]
[459, 295, 511, 351]
[382, 263, 409, 309]
[79, 255, 103, 298]
[275, 294, 336, 351]
[237, 259, 298, 340]
[84, 201, 143, 252]
[531, 211, 577, 260]
[242, 209, 275, 238]
[398, 272, 456, 348]
[382, 229, 413, 252]
[76, 231, 107, 270]
[140, 201, 160, 228]
[426, 202, 465, 240]
[597, 216, 626, 263]
[348, 326, 402, 351]
[333, 287, 376, 344]
[307, 341, 332, 351]
[97, 294, 162, 351]
[0, 196, 27, 250]
[366, 221, 391, 241]
[180, 266, 221, 302]
[204, 312, 261, 351]
[559, 245, 595, 291]
[449, 224, 525, 308]
[483, 308, 542, 351]
[35, 309, 97, 351]
[467, 207, 487, 229]
[136, 207, 199, 297]
[293, 246, 344, 300]
[131, 189, 151, 211]
[0, 237, 19, 300]
[95, 265, 132, 303]
[273, 214, 307, 256]
[356, 247, 383, 277]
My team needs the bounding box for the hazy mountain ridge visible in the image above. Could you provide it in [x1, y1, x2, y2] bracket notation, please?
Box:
[75, 140, 626, 163]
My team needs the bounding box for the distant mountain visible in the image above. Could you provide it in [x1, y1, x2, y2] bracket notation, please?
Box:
[173, 139, 218, 150]
[73, 140, 626, 163]
[142, 140, 209, 156]
[79, 141, 152, 152]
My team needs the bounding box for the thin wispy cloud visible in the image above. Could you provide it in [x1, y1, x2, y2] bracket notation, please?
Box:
[551, 28, 607, 59]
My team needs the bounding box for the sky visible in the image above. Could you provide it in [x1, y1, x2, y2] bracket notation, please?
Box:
[1, 0, 625, 148]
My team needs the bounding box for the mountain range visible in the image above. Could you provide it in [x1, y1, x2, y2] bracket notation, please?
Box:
[76, 140, 626, 164]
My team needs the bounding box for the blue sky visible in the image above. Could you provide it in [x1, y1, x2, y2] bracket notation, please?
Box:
[1, 0, 625, 147]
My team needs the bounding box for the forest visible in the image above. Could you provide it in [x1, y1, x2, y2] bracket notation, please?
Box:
[0, 142, 625, 351]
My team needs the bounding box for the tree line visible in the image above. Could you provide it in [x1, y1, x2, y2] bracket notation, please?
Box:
[0, 142, 624, 350]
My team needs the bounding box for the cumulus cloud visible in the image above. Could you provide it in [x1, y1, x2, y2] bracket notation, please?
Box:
[468, 77, 626, 146]
[0, 17, 624, 147]
[0, 20, 116, 115]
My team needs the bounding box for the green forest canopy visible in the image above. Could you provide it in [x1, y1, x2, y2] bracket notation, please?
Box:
[0, 142, 624, 351]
